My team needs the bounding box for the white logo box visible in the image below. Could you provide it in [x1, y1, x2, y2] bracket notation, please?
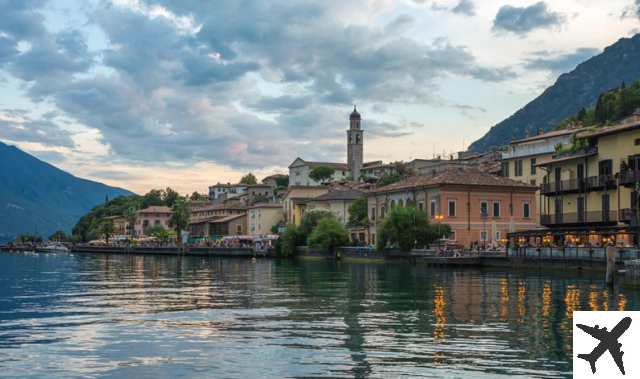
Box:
[574, 311, 640, 377]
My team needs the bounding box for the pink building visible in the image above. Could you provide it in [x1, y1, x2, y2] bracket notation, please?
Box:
[135, 206, 173, 237]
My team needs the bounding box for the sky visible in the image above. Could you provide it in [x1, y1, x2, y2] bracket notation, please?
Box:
[1, 0, 640, 195]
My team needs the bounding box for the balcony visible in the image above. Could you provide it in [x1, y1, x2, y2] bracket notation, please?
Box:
[619, 208, 638, 223]
[540, 210, 618, 226]
[584, 174, 617, 191]
[619, 170, 640, 187]
[540, 179, 582, 196]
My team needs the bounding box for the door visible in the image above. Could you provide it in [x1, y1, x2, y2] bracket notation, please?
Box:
[578, 197, 585, 223]
[554, 198, 563, 224]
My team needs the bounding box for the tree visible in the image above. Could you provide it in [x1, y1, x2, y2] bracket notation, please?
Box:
[376, 162, 415, 188]
[145, 223, 166, 236]
[594, 93, 604, 123]
[240, 173, 258, 185]
[141, 189, 165, 209]
[577, 107, 587, 122]
[308, 217, 349, 254]
[67, 235, 82, 244]
[123, 201, 139, 238]
[309, 165, 335, 183]
[48, 230, 68, 242]
[299, 208, 339, 239]
[98, 220, 117, 246]
[347, 196, 369, 227]
[190, 191, 205, 201]
[151, 230, 174, 242]
[163, 187, 180, 207]
[376, 207, 448, 251]
[275, 175, 289, 188]
[168, 198, 190, 244]
[276, 225, 305, 257]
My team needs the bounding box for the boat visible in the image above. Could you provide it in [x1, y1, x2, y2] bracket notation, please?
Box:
[38, 242, 70, 253]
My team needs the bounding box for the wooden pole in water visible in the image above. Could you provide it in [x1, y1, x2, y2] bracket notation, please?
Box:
[606, 246, 615, 287]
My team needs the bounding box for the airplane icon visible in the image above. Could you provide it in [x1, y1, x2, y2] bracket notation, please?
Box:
[577, 316, 632, 375]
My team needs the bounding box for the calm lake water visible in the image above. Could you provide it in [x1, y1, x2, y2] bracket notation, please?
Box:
[0, 252, 637, 378]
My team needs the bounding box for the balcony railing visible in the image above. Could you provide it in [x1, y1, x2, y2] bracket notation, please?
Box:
[619, 208, 638, 222]
[540, 210, 618, 226]
[585, 174, 617, 190]
[619, 170, 640, 187]
[540, 179, 582, 195]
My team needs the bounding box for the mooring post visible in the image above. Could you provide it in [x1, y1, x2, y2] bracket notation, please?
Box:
[606, 246, 615, 287]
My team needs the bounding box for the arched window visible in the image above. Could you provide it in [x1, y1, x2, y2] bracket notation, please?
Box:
[398, 199, 404, 209]
[349, 134, 353, 144]
[390, 200, 396, 208]
[356, 134, 360, 144]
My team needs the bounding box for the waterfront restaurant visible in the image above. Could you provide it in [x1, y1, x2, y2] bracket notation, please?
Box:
[507, 115, 640, 248]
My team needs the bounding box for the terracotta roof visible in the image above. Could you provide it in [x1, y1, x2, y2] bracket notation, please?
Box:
[372, 169, 537, 194]
[577, 121, 640, 139]
[190, 203, 247, 213]
[510, 128, 576, 145]
[244, 184, 272, 188]
[210, 214, 246, 223]
[291, 197, 313, 205]
[138, 206, 172, 213]
[311, 189, 364, 201]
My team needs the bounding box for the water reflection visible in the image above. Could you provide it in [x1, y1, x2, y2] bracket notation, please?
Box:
[0, 252, 638, 378]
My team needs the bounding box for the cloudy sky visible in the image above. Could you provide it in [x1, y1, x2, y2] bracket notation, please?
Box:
[1, 0, 639, 194]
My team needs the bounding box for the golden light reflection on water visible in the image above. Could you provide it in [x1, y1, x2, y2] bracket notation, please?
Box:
[500, 278, 509, 320]
[564, 285, 580, 319]
[433, 284, 446, 342]
[517, 279, 526, 323]
[541, 281, 552, 318]
[619, 293, 627, 311]
[588, 284, 599, 311]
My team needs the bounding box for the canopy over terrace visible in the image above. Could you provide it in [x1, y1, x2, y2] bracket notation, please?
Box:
[508, 226, 635, 245]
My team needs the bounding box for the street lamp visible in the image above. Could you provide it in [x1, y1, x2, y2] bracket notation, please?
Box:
[435, 214, 444, 239]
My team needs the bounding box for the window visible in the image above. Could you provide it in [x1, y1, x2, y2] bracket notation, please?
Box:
[530, 179, 536, 186]
[236, 224, 242, 233]
[371, 233, 376, 245]
[530, 158, 537, 175]
[495, 231, 501, 241]
[430, 199, 436, 217]
[418, 200, 424, 212]
[599, 159, 613, 175]
[501, 162, 510, 177]
[635, 138, 640, 146]
[449, 230, 456, 241]
[154, 220, 161, 225]
[371, 206, 376, 221]
[448, 199, 456, 217]
[515, 160, 523, 177]
[480, 231, 488, 242]
[493, 201, 500, 218]
[359, 233, 365, 242]
[381, 206, 386, 218]
[523, 202, 531, 218]
[480, 200, 488, 216]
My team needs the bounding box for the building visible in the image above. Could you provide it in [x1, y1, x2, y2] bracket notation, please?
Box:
[245, 184, 273, 205]
[134, 206, 172, 237]
[282, 185, 330, 225]
[360, 161, 395, 179]
[518, 118, 640, 245]
[501, 127, 576, 223]
[305, 188, 365, 224]
[288, 107, 367, 185]
[262, 174, 287, 189]
[248, 203, 284, 236]
[366, 169, 538, 247]
[347, 106, 364, 179]
[289, 159, 351, 186]
[209, 214, 247, 237]
[188, 204, 247, 238]
[103, 215, 127, 235]
[209, 183, 231, 201]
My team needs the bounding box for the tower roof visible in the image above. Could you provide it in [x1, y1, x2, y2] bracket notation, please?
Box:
[349, 105, 361, 119]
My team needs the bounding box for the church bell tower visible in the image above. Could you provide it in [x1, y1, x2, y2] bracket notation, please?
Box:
[347, 106, 364, 180]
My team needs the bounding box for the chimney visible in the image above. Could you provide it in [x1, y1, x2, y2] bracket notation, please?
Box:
[524, 129, 530, 139]
[538, 127, 544, 136]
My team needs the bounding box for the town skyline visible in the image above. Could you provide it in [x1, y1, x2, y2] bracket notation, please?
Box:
[1, 0, 640, 194]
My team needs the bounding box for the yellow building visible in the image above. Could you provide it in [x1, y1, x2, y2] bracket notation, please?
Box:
[501, 127, 575, 223]
[248, 203, 284, 236]
[522, 119, 640, 245]
[282, 186, 329, 225]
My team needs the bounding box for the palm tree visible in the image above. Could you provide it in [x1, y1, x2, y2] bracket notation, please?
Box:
[98, 220, 117, 246]
[168, 198, 190, 245]
[123, 202, 138, 239]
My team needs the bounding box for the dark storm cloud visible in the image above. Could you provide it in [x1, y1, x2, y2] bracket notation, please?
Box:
[525, 47, 600, 74]
[493, 2, 566, 35]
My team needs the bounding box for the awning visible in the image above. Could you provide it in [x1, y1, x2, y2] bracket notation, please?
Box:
[507, 226, 634, 238]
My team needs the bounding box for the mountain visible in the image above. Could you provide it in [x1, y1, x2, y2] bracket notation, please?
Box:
[470, 34, 640, 152]
[0, 141, 134, 241]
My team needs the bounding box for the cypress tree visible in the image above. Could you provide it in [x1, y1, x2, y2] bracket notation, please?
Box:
[594, 94, 604, 123]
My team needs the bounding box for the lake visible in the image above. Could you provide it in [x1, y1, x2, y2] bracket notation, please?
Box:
[0, 252, 636, 378]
